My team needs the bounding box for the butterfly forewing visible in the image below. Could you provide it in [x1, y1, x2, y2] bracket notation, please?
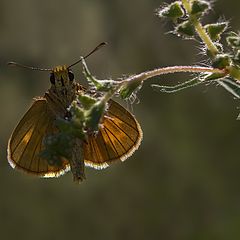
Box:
[83, 100, 142, 169]
[7, 98, 70, 177]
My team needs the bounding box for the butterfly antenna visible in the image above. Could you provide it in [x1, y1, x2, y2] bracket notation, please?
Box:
[7, 42, 107, 71]
[68, 42, 107, 68]
[7, 61, 52, 71]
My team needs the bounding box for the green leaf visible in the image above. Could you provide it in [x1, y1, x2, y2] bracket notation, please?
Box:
[157, 1, 184, 20]
[151, 78, 203, 93]
[203, 72, 226, 81]
[226, 32, 240, 49]
[205, 22, 228, 41]
[120, 79, 142, 100]
[229, 66, 240, 81]
[175, 20, 195, 38]
[40, 132, 73, 166]
[78, 94, 97, 110]
[84, 101, 106, 132]
[233, 50, 240, 66]
[82, 57, 117, 92]
[191, 0, 210, 17]
[218, 79, 240, 99]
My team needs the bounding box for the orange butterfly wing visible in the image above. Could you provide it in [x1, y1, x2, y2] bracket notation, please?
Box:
[8, 98, 142, 176]
[7, 98, 70, 177]
[83, 100, 143, 169]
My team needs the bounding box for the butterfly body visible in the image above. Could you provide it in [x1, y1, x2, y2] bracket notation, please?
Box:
[8, 66, 142, 180]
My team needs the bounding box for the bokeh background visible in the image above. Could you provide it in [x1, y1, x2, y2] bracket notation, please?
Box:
[1, 0, 240, 239]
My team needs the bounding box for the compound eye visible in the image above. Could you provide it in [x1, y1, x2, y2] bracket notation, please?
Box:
[68, 71, 74, 81]
[50, 73, 55, 84]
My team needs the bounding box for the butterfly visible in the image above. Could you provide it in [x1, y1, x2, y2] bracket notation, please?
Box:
[7, 63, 143, 181]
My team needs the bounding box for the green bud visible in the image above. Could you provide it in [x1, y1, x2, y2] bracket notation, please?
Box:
[157, 1, 184, 20]
[191, 0, 210, 17]
[175, 20, 195, 38]
[78, 94, 97, 110]
[212, 54, 231, 69]
[84, 101, 106, 132]
[205, 22, 228, 41]
[120, 79, 142, 100]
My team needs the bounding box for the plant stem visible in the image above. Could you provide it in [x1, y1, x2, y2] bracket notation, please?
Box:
[182, 0, 192, 12]
[181, 0, 219, 56]
[101, 65, 226, 103]
[123, 66, 225, 83]
[194, 21, 219, 55]
[100, 84, 123, 106]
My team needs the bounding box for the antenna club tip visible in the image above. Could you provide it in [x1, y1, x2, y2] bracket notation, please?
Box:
[7, 61, 17, 66]
[101, 42, 108, 46]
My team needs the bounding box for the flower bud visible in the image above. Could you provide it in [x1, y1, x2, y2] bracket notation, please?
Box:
[212, 54, 231, 69]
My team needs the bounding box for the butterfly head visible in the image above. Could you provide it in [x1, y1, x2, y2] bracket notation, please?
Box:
[50, 65, 75, 87]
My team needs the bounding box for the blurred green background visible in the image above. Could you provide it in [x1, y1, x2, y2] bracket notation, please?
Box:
[1, 0, 240, 239]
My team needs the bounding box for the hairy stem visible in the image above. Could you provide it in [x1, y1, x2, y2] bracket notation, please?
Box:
[101, 65, 226, 103]
[123, 66, 225, 83]
[194, 21, 219, 55]
[182, 0, 192, 12]
[181, 0, 219, 56]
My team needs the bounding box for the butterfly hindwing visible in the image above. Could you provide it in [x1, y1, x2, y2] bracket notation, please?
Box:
[83, 100, 142, 169]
